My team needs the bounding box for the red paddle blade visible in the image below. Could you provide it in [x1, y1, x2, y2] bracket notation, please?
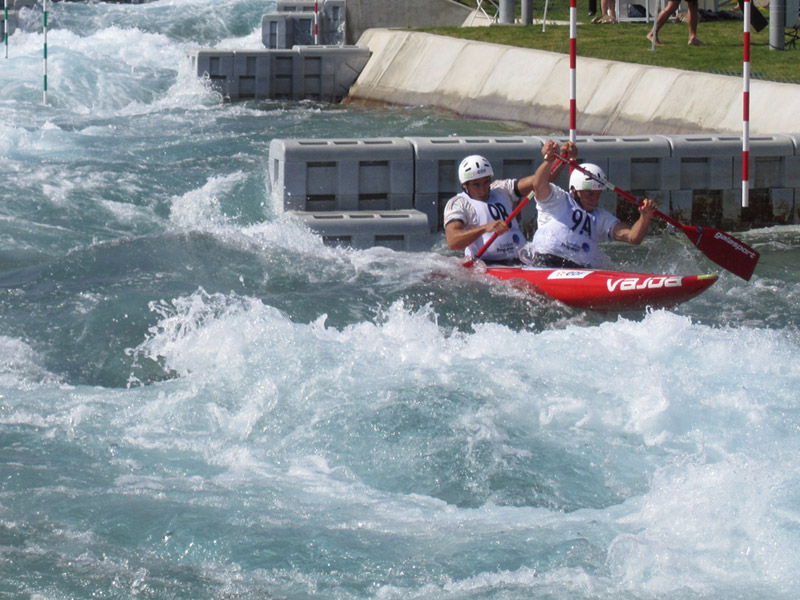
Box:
[679, 224, 759, 281]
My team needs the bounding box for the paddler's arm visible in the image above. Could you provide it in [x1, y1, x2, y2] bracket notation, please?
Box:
[544, 140, 577, 184]
[505, 142, 575, 208]
[518, 140, 578, 201]
[445, 219, 509, 251]
[613, 198, 657, 244]
[526, 140, 560, 201]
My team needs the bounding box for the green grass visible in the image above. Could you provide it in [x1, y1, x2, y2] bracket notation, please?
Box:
[418, 0, 800, 84]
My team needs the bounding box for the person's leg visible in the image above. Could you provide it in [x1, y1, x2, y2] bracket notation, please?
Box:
[686, 1, 704, 44]
[647, 1, 678, 44]
[606, 0, 617, 21]
[594, 0, 610, 21]
[596, 0, 616, 21]
[594, 0, 608, 22]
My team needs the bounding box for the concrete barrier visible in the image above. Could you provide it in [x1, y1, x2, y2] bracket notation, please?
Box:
[269, 134, 800, 249]
[269, 137, 415, 211]
[346, 29, 800, 137]
[344, 0, 472, 45]
[266, 0, 346, 47]
[262, 14, 304, 50]
[289, 210, 431, 250]
[188, 46, 370, 101]
[269, 137, 427, 250]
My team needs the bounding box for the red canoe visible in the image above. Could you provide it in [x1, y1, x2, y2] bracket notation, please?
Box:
[485, 266, 718, 311]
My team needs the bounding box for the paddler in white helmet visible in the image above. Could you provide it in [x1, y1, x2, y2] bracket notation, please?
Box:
[444, 154, 559, 265]
[520, 139, 657, 269]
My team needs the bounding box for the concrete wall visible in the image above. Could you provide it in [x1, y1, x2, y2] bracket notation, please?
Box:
[344, 0, 472, 45]
[270, 0, 346, 47]
[188, 46, 371, 102]
[269, 134, 800, 250]
[346, 29, 800, 136]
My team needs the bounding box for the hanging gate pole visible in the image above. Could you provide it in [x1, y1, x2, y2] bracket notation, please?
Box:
[4, 0, 8, 59]
[569, 0, 577, 143]
[742, 0, 751, 207]
[43, 0, 48, 104]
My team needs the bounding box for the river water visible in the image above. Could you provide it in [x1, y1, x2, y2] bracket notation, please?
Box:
[1, 1, 799, 598]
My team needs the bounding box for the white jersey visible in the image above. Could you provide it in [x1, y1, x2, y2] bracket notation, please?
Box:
[530, 183, 620, 268]
[443, 179, 525, 262]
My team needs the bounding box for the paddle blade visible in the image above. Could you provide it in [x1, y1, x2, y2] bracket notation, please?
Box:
[680, 224, 760, 281]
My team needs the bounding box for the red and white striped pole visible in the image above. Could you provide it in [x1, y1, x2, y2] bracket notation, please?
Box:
[549, 0, 577, 177]
[314, 0, 319, 45]
[569, 0, 577, 144]
[742, 0, 751, 208]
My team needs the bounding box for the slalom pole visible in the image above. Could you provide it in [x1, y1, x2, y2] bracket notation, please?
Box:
[43, 0, 48, 104]
[542, 0, 549, 32]
[649, 0, 665, 52]
[4, 0, 8, 59]
[649, 16, 657, 52]
[547, 0, 577, 178]
[569, 0, 577, 144]
[742, 0, 751, 208]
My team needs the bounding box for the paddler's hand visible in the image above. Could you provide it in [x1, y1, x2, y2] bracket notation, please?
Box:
[548, 140, 578, 180]
[485, 219, 510, 234]
[561, 140, 578, 160]
[638, 198, 657, 220]
[542, 140, 560, 163]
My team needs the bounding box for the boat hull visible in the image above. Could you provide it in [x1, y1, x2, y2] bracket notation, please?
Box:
[486, 266, 718, 311]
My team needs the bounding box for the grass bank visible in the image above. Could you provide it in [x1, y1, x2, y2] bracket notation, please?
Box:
[420, 0, 799, 84]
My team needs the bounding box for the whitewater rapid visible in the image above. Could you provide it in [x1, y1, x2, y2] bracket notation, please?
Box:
[1, 1, 799, 598]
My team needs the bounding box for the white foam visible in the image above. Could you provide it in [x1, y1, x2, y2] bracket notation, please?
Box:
[168, 172, 247, 230]
[0, 336, 60, 389]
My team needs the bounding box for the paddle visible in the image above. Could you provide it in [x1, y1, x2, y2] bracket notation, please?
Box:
[463, 192, 532, 268]
[550, 153, 760, 281]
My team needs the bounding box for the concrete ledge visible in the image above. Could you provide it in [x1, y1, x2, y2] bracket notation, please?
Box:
[346, 29, 800, 136]
[289, 209, 431, 250]
[188, 46, 371, 101]
[269, 134, 800, 244]
[344, 0, 472, 45]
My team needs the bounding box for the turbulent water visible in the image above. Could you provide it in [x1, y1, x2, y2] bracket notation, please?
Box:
[1, 1, 799, 598]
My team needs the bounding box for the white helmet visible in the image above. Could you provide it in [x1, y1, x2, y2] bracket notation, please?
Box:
[569, 163, 606, 191]
[458, 155, 494, 184]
